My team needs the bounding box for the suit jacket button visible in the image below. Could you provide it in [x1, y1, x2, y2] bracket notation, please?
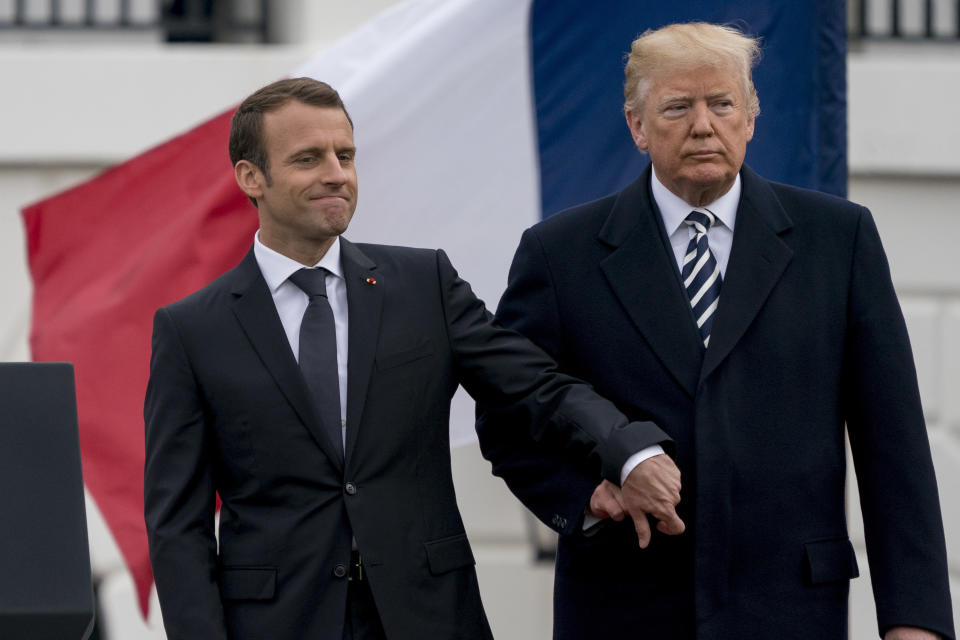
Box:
[334, 564, 347, 578]
[345, 482, 357, 495]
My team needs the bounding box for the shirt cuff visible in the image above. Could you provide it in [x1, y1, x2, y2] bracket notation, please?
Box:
[620, 444, 666, 485]
[581, 445, 667, 532]
[582, 513, 601, 531]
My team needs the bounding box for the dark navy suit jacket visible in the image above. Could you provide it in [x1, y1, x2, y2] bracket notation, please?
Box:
[477, 165, 954, 639]
[144, 239, 668, 640]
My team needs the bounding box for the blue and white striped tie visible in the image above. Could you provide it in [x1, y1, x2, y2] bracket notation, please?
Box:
[681, 208, 723, 348]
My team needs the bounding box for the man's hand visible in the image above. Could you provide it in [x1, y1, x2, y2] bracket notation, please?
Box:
[885, 627, 940, 640]
[588, 480, 626, 521]
[621, 454, 684, 548]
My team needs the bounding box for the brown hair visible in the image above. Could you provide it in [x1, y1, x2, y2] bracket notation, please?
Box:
[624, 22, 761, 118]
[229, 77, 353, 181]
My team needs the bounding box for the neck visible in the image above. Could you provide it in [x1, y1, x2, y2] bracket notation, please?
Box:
[652, 168, 737, 208]
[682, 182, 733, 208]
[259, 232, 336, 267]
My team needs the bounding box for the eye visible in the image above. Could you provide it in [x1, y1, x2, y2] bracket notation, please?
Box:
[712, 100, 735, 113]
[663, 104, 688, 117]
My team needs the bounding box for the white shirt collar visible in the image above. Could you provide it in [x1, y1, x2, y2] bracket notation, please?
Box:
[253, 232, 343, 293]
[650, 167, 741, 235]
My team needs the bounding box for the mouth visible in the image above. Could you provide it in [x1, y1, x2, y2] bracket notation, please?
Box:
[687, 150, 722, 159]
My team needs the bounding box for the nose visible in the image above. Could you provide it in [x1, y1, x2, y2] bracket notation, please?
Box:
[319, 153, 347, 185]
[690, 102, 714, 137]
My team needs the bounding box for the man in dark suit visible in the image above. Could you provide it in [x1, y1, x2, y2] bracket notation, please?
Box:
[477, 22, 954, 640]
[143, 78, 676, 640]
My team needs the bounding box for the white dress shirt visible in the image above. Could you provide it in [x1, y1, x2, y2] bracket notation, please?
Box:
[616, 172, 741, 486]
[253, 232, 349, 447]
[652, 167, 739, 279]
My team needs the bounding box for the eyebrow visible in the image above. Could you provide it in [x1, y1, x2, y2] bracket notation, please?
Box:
[705, 90, 734, 101]
[657, 93, 692, 106]
[285, 145, 357, 161]
[656, 90, 735, 108]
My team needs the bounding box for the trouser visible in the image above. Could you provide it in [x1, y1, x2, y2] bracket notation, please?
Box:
[344, 551, 386, 640]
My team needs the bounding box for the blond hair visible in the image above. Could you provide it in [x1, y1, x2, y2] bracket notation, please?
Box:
[624, 22, 761, 117]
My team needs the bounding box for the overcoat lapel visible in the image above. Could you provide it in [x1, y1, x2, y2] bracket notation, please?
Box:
[700, 167, 794, 381]
[339, 238, 382, 465]
[598, 168, 704, 398]
[228, 249, 345, 471]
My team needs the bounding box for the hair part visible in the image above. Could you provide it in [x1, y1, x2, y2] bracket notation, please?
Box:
[623, 22, 761, 118]
[229, 77, 353, 204]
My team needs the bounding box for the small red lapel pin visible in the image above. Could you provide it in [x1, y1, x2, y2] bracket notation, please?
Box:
[365, 277, 377, 285]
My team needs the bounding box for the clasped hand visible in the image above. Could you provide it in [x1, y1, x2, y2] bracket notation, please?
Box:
[588, 454, 685, 548]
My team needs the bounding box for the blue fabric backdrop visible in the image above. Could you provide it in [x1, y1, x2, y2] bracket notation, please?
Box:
[530, 1, 848, 217]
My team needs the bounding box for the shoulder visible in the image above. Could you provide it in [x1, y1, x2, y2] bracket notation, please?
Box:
[741, 173, 886, 265]
[751, 171, 868, 225]
[349, 241, 438, 264]
[347, 240, 444, 274]
[345, 240, 455, 286]
[738, 170, 872, 249]
[160, 252, 253, 319]
[530, 192, 619, 240]
[513, 193, 622, 269]
[774, 181, 862, 212]
[526, 172, 650, 250]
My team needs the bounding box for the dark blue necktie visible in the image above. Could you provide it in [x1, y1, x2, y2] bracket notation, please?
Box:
[681, 208, 723, 348]
[288, 268, 342, 458]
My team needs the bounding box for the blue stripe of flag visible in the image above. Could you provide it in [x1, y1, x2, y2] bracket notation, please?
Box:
[529, 0, 848, 219]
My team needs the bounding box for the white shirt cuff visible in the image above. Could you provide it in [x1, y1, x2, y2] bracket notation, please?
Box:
[580, 445, 667, 532]
[582, 513, 601, 531]
[620, 444, 666, 485]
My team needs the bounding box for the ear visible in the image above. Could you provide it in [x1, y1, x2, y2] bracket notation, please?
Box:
[745, 113, 756, 143]
[234, 160, 265, 201]
[624, 108, 649, 151]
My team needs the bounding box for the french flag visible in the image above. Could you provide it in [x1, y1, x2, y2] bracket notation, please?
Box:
[22, 0, 846, 616]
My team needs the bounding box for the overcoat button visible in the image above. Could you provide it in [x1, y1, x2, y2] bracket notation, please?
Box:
[334, 564, 347, 578]
[345, 482, 357, 495]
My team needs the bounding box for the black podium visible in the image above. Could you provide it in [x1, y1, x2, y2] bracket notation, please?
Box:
[0, 362, 95, 640]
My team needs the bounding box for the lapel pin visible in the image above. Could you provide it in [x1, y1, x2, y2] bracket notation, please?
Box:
[364, 277, 377, 285]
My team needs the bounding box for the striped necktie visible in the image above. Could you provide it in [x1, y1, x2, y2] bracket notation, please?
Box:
[681, 208, 722, 348]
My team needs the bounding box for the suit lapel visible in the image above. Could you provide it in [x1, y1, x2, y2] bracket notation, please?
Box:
[339, 239, 382, 465]
[228, 248, 345, 471]
[599, 168, 704, 398]
[700, 167, 794, 381]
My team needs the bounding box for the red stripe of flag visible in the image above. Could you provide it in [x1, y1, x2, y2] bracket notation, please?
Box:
[22, 107, 256, 615]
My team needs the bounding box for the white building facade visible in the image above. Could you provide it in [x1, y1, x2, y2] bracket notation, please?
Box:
[0, 1, 956, 637]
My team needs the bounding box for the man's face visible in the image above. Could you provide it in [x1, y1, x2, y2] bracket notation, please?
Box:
[625, 64, 755, 206]
[238, 101, 358, 264]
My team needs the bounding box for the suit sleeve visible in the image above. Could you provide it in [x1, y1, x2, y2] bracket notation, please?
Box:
[465, 231, 670, 534]
[144, 307, 227, 640]
[842, 209, 955, 639]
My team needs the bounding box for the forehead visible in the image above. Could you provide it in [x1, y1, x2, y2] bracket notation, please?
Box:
[648, 63, 743, 99]
[262, 101, 354, 150]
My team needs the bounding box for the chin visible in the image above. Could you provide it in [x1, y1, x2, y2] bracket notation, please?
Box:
[325, 217, 353, 238]
[312, 207, 353, 226]
[687, 168, 732, 187]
